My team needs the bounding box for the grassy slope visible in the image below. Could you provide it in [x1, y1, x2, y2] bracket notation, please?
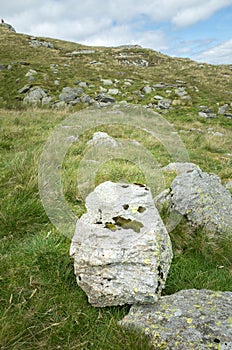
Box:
[0, 26, 232, 349]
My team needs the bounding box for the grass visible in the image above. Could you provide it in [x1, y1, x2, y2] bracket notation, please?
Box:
[0, 25, 232, 349]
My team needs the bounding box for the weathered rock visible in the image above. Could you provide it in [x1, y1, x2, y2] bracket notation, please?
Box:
[95, 94, 115, 103]
[23, 86, 47, 105]
[198, 111, 217, 118]
[70, 181, 173, 307]
[161, 169, 232, 236]
[157, 99, 171, 109]
[218, 104, 228, 115]
[29, 38, 54, 49]
[119, 289, 232, 350]
[59, 87, 83, 103]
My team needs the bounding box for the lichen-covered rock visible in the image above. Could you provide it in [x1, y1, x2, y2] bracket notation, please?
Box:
[159, 169, 232, 236]
[119, 289, 232, 350]
[70, 181, 173, 307]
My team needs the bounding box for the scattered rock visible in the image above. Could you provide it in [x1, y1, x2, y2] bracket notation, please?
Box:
[198, 111, 217, 119]
[160, 169, 232, 236]
[0, 64, 6, 70]
[70, 181, 173, 307]
[119, 289, 232, 350]
[59, 86, 83, 104]
[175, 87, 190, 100]
[95, 94, 116, 104]
[218, 104, 228, 115]
[29, 37, 54, 49]
[23, 86, 49, 105]
[225, 181, 232, 190]
[157, 99, 171, 109]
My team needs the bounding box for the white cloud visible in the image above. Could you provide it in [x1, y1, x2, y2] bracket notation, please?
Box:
[1, 1, 232, 64]
[195, 39, 232, 64]
[172, 0, 232, 27]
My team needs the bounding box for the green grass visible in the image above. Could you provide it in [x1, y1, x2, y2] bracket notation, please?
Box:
[0, 26, 232, 349]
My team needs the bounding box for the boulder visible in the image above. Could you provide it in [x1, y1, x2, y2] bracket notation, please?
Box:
[70, 181, 173, 307]
[23, 86, 48, 105]
[157, 169, 232, 236]
[59, 87, 83, 104]
[119, 289, 232, 350]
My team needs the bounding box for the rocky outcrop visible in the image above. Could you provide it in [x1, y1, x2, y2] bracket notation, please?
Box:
[70, 181, 173, 307]
[119, 289, 232, 350]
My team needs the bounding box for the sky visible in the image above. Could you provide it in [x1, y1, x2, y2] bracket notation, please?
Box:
[1, 0, 232, 65]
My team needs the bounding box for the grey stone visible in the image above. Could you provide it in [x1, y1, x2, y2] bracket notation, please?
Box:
[164, 169, 232, 236]
[23, 86, 47, 105]
[142, 86, 152, 94]
[101, 79, 113, 86]
[70, 181, 173, 307]
[70, 50, 95, 55]
[198, 112, 217, 118]
[25, 69, 37, 77]
[42, 96, 52, 105]
[95, 94, 115, 103]
[119, 289, 232, 350]
[0, 64, 6, 70]
[29, 39, 54, 49]
[158, 99, 171, 109]
[80, 94, 92, 104]
[108, 88, 119, 95]
[154, 95, 163, 100]
[162, 162, 201, 174]
[218, 104, 228, 115]
[59, 87, 83, 103]
[87, 132, 119, 148]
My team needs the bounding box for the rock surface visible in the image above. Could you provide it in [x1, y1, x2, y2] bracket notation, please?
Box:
[158, 168, 232, 235]
[70, 181, 173, 307]
[119, 289, 232, 350]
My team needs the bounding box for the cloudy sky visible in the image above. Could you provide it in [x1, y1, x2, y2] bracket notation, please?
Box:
[2, 0, 232, 64]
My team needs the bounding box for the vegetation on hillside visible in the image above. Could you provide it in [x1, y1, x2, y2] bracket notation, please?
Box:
[0, 26, 231, 349]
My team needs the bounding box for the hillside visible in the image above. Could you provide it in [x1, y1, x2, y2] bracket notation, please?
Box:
[0, 24, 232, 111]
[0, 24, 232, 350]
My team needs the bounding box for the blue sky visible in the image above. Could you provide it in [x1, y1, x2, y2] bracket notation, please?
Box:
[2, 0, 232, 64]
